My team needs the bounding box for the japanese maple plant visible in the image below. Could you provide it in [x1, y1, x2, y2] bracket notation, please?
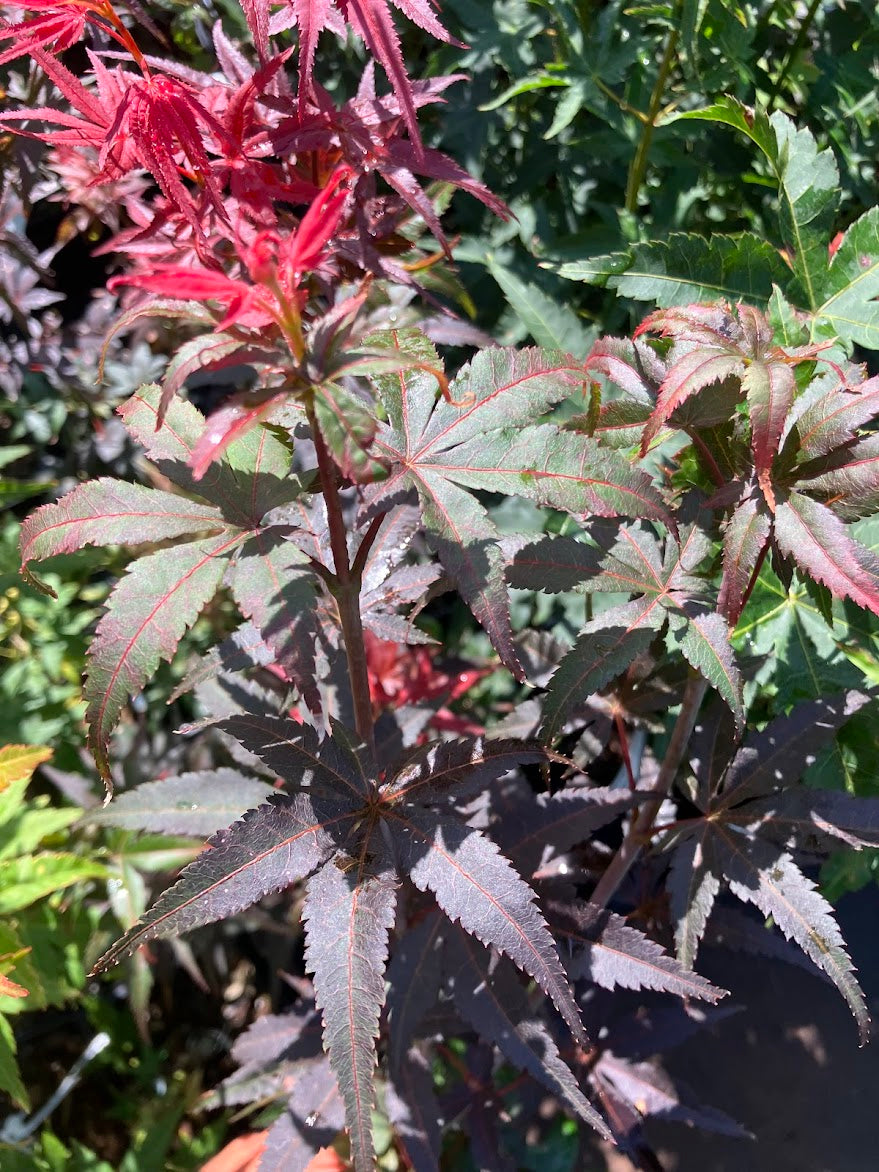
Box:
[9, 1, 879, 1168]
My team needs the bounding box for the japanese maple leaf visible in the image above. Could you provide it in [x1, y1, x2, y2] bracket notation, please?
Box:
[663, 691, 874, 1043]
[507, 521, 744, 740]
[363, 329, 670, 674]
[275, 70, 508, 258]
[91, 719, 594, 1168]
[19, 386, 320, 784]
[264, 0, 461, 151]
[110, 165, 351, 331]
[0, 2, 87, 66]
[635, 301, 828, 488]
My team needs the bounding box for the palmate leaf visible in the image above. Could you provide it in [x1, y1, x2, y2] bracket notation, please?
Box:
[19, 384, 316, 784]
[94, 719, 593, 1156]
[718, 495, 772, 625]
[386, 1049, 442, 1172]
[663, 692, 871, 1033]
[556, 232, 790, 308]
[303, 859, 397, 1172]
[531, 524, 744, 739]
[365, 330, 667, 672]
[790, 373, 879, 461]
[815, 205, 879, 349]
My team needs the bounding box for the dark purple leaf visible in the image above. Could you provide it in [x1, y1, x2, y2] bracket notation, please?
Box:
[385, 805, 585, 1044]
[92, 793, 347, 971]
[86, 769, 276, 836]
[549, 902, 726, 1001]
[444, 928, 611, 1138]
[303, 860, 397, 1172]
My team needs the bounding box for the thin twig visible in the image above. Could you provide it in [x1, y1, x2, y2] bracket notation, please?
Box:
[589, 674, 708, 909]
[308, 402, 376, 756]
[624, 15, 680, 214]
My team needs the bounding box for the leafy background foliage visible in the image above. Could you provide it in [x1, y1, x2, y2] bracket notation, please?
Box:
[4, 2, 879, 1171]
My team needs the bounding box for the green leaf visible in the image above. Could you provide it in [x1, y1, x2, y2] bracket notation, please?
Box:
[0, 1014, 27, 1109]
[677, 99, 839, 309]
[815, 205, 879, 350]
[0, 853, 107, 914]
[484, 255, 596, 354]
[556, 233, 789, 307]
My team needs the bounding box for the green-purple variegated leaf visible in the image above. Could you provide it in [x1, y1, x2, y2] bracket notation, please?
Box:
[743, 358, 796, 480]
[418, 476, 522, 675]
[385, 912, 445, 1074]
[85, 532, 239, 781]
[718, 496, 772, 625]
[792, 375, 879, 460]
[225, 534, 320, 707]
[570, 400, 652, 450]
[86, 769, 276, 836]
[215, 714, 372, 800]
[92, 792, 348, 971]
[718, 691, 869, 807]
[584, 335, 665, 405]
[667, 607, 744, 726]
[540, 599, 664, 743]
[710, 827, 870, 1043]
[385, 805, 585, 1043]
[445, 928, 611, 1139]
[446, 426, 671, 524]
[549, 901, 725, 1001]
[366, 337, 592, 670]
[665, 831, 720, 970]
[303, 860, 397, 1172]
[641, 350, 745, 454]
[19, 479, 224, 592]
[118, 384, 296, 525]
[773, 492, 879, 615]
[314, 381, 385, 483]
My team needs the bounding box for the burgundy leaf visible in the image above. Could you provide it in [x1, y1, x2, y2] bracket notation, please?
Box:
[303, 859, 397, 1172]
[445, 928, 611, 1138]
[774, 492, 879, 615]
[92, 793, 348, 971]
[386, 1049, 442, 1172]
[710, 827, 870, 1043]
[549, 902, 726, 1001]
[386, 805, 585, 1044]
[385, 911, 445, 1073]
